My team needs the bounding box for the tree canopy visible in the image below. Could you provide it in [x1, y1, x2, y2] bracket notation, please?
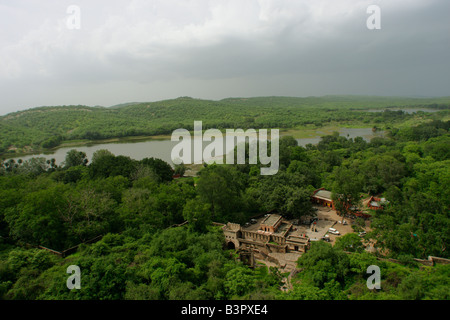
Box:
[0, 103, 449, 301]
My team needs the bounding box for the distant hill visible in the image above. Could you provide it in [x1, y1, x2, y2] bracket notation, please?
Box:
[108, 102, 142, 109]
[1, 95, 449, 156]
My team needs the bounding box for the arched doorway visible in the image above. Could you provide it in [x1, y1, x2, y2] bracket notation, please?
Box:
[227, 241, 236, 250]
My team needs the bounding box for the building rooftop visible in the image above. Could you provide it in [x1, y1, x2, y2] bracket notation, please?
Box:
[369, 197, 389, 207]
[313, 190, 332, 201]
[261, 214, 282, 227]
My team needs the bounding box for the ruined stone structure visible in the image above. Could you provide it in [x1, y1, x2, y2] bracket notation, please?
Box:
[222, 214, 310, 260]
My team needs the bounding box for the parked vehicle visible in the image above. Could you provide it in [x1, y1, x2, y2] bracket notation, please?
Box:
[328, 228, 340, 235]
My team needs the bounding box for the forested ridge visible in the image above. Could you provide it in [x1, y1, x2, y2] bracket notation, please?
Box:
[1, 95, 449, 156]
[0, 111, 449, 300]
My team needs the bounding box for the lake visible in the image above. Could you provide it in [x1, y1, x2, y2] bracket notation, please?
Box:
[363, 108, 442, 114]
[4, 127, 384, 166]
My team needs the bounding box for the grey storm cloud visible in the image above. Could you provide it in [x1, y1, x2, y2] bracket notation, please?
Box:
[0, 0, 449, 114]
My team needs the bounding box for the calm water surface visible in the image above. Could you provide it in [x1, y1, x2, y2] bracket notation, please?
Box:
[5, 127, 385, 166]
[364, 108, 441, 114]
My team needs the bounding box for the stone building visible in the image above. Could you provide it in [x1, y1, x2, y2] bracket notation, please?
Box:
[222, 214, 310, 259]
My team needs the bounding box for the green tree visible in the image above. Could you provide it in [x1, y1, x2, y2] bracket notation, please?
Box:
[335, 233, 365, 253]
[63, 165, 88, 184]
[297, 241, 350, 288]
[362, 155, 406, 195]
[140, 157, 174, 182]
[17, 157, 49, 176]
[62, 187, 117, 243]
[89, 154, 137, 179]
[224, 264, 256, 297]
[174, 163, 186, 176]
[64, 149, 88, 168]
[196, 165, 246, 221]
[4, 184, 68, 250]
[332, 166, 362, 223]
[279, 135, 299, 167]
[91, 149, 114, 165]
[183, 197, 211, 233]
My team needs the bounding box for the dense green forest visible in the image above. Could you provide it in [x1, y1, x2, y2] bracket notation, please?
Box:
[0, 112, 449, 300]
[1, 95, 449, 156]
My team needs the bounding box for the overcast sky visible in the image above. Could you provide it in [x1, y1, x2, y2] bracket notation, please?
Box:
[0, 0, 449, 115]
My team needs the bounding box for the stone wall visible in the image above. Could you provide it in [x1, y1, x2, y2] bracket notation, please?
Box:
[413, 256, 450, 266]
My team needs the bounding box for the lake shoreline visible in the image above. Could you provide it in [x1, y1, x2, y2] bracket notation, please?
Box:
[1, 124, 386, 165]
[1, 125, 363, 159]
[1, 133, 173, 160]
[6, 108, 448, 160]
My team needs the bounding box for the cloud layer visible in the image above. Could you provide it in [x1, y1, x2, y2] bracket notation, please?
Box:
[0, 0, 449, 114]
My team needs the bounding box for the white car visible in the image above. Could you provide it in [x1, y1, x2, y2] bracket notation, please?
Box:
[328, 228, 340, 235]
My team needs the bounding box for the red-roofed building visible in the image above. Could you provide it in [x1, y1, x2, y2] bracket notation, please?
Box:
[311, 188, 335, 209]
[367, 196, 389, 210]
